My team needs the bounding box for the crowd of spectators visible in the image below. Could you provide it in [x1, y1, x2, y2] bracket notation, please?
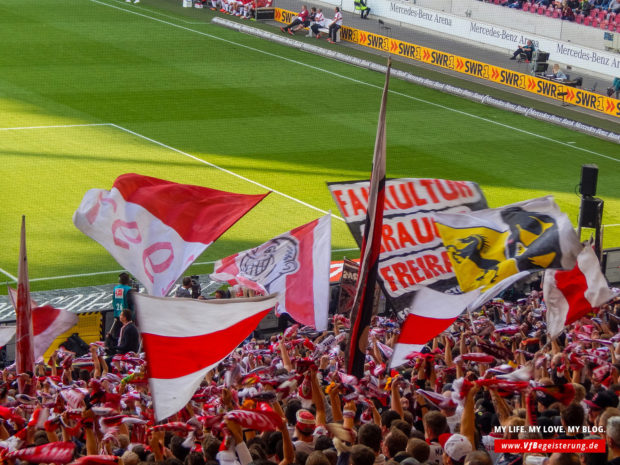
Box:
[279, 6, 342, 41]
[483, 0, 620, 27]
[2, 278, 620, 465]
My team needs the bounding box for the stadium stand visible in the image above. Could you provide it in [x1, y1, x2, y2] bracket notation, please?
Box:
[483, 0, 620, 30]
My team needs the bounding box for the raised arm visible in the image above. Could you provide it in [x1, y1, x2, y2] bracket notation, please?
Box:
[280, 341, 293, 372]
[311, 367, 326, 426]
[390, 375, 404, 419]
[460, 383, 480, 448]
[328, 384, 343, 423]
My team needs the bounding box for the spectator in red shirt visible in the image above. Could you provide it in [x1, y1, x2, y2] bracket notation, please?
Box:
[280, 5, 309, 35]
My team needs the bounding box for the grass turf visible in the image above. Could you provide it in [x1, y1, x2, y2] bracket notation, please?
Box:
[1, 0, 619, 293]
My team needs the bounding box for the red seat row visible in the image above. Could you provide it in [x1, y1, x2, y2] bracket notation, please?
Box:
[518, 2, 620, 31]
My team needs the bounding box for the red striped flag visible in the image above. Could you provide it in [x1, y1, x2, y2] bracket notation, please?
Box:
[73, 174, 268, 296]
[8, 287, 78, 359]
[134, 293, 278, 421]
[210, 215, 331, 330]
[6, 441, 76, 464]
[544, 244, 615, 339]
[390, 287, 480, 368]
[16, 216, 34, 393]
[346, 60, 391, 378]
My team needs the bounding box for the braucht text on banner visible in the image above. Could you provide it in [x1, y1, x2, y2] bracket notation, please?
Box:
[328, 178, 487, 314]
[134, 293, 279, 421]
[434, 196, 582, 293]
[73, 173, 269, 297]
[210, 215, 331, 331]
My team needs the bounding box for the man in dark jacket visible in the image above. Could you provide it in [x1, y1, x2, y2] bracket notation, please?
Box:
[116, 308, 140, 354]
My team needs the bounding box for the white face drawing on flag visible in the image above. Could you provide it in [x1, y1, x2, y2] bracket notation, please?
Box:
[211, 215, 331, 330]
[239, 237, 300, 292]
[75, 188, 206, 296]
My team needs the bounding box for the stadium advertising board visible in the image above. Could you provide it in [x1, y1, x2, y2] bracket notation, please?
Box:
[328, 178, 487, 312]
[288, 2, 620, 77]
[274, 9, 620, 119]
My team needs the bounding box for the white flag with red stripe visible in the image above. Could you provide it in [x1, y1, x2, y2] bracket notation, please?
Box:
[390, 287, 481, 368]
[134, 293, 278, 421]
[544, 244, 615, 339]
[8, 287, 78, 359]
[73, 174, 269, 296]
[389, 271, 531, 368]
[210, 215, 331, 330]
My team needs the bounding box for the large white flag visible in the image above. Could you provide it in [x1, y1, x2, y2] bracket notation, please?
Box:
[134, 293, 278, 421]
[210, 215, 331, 330]
[73, 174, 268, 296]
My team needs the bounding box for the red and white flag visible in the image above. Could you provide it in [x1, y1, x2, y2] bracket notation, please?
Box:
[390, 287, 481, 368]
[73, 174, 269, 296]
[210, 215, 331, 330]
[544, 244, 615, 339]
[8, 287, 78, 359]
[134, 293, 278, 421]
[6, 441, 76, 464]
[70, 455, 119, 465]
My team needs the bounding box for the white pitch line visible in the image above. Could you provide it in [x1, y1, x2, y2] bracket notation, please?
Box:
[0, 123, 112, 131]
[18, 248, 360, 283]
[90, 0, 620, 162]
[110, 123, 344, 221]
[0, 268, 17, 282]
[0, 121, 338, 219]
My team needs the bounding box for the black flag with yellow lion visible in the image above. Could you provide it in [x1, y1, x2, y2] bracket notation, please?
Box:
[434, 196, 582, 293]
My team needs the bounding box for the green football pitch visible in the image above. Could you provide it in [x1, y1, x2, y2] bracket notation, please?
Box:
[1, 0, 619, 292]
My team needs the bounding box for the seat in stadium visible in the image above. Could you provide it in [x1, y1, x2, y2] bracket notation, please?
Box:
[597, 9, 607, 21]
[589, 8, 599, 17]
[592, 18, 600, 27]
[545, 5, 553, 16]
[537, 5, 545, 14]
[552, 7, 561, 17]
[601, 19, 609, 29]
[522, 2, 530, 12]
[576, 13, 584, 23]
[584, 15, 592, 25]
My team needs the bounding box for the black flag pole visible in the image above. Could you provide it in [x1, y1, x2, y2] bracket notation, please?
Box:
[345, 58, 391, 378]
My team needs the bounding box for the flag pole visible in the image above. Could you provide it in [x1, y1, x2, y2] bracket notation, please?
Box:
[346, 58, 391, 378]
[16, 216, 34, 394]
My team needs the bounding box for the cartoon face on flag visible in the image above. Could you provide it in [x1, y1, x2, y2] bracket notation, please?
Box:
[211, 215, 331, 330]
[435, 196, 581, 293]
[238, 237, 300, 289]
